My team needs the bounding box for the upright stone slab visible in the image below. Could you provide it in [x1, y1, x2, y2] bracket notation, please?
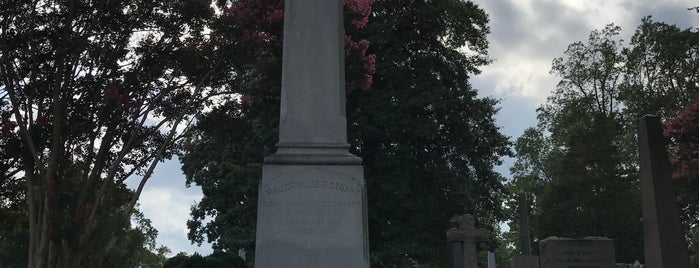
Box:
[637, 116, 691, 268]
[539, 237, 615, 268]
[254, 1, 369, 267]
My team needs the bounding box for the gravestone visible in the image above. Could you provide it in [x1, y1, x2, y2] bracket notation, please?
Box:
[539, 237, 615, 268]
[636, 116, 691, 268]
[510, 191, 539, 268]
[446, 214, 489, 268]
[253, 1, 369, 267]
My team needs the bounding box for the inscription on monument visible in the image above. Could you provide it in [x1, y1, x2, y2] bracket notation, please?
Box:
[263, 199, 361, 235]
[255, 165, 368, 267]
[263, 179, 362, 195]
[539, 237, 616, 268]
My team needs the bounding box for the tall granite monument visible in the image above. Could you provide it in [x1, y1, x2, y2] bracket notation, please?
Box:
[253, 1, 369, 267]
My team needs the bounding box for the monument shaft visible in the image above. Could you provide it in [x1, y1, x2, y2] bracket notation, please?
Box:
[254, 1, 369, 267]
[278, 0, 346, 145]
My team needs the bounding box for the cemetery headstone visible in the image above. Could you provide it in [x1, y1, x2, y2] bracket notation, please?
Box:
[253, 1, 369, 267]
[636, 115, 691, 268]
[446, 214, 489, 268]
[539, 237, 615, 268]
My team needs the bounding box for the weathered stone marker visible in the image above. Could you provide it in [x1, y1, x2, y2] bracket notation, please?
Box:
[446, 214, 489, 268]
[539, 237, 615, 268]
[637, 115, 691, 268]
[254, 1, 369, 267]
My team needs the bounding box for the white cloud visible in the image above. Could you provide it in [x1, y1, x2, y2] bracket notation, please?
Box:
[474, 0, 699, 111]
[128, 159, 213, 256]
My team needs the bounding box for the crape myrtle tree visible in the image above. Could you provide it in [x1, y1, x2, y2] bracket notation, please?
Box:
[180, 0, 376, 259]
[665, 95, 699, 264]
[181, 0, 511, 267]
[0, 0, 369, 266]
[0, 1, 216, 266]
[504, 17, 699, 263]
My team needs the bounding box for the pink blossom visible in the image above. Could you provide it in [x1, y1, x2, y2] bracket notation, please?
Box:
[343, 0, 374, 29]
[360, 74, 373, 90]
[269, 9, 283, 22]
[1, 117, 16, 135]
[357, 39, 370, 51]
[36, 115, 49, 126]
[665, 92, 699, 181]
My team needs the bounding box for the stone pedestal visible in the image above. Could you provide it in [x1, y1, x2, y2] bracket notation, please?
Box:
[254, 164, 369, 267]
[510, 255, 539, 268]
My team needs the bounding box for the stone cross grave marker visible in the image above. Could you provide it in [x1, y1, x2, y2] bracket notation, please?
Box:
[253, 1, 369, 267]
[637, 115, 691, 268]
[447, 214, 489, 268]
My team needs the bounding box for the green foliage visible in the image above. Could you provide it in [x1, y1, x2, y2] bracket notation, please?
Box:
[350, 1, 509, 266]
[162, 251, 246, 268]
[0, 0, 284, 265]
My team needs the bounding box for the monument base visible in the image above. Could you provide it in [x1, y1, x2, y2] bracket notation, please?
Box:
[510, 255, 539, 268]
[254, 164, 369, 268]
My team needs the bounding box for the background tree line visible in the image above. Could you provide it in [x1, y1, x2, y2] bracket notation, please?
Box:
[502, 15, 699, 265]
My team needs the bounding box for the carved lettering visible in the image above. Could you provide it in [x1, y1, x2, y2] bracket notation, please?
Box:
[263, 179, 362, 195]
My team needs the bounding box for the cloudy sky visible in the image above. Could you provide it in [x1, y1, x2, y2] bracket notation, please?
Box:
[127, 0, 699, 256]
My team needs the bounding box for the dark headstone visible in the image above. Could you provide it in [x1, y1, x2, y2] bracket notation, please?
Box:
[637, 115, 691, 268]
[539, 237, 615, 268]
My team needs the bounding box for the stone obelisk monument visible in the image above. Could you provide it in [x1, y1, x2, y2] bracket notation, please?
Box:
[254, 1, 369, 267]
